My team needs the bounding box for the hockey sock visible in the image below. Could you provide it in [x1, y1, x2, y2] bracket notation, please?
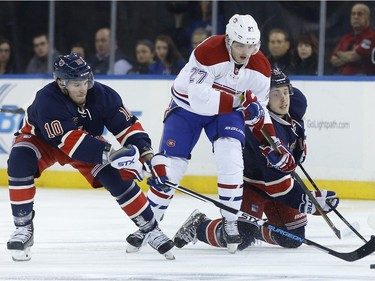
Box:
[8, 146, 38, 227]
[97, 166, 154, 227]
[147, 185, 175, 222]
[196, 218, 226, 247]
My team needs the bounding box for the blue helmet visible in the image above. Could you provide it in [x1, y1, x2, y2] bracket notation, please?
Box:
[270, 68, 293, 95]
[53, 53, 94, 89]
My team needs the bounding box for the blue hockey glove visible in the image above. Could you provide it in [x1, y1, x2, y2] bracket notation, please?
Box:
[259, 137, 296, 173]
[236, 90, 265, 130]
[109, 145, 144, 181]
[146, 153, 171, 192]
[299, 190, 339, 215]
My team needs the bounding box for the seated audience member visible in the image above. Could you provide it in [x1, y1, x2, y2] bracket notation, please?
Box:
[71, 41, 90, 59]
[267, 28, 295, 75]
[26, 33, 61, 74]
[330, 3, 375, 75]
[127, 40, 155, 75]
[168, 0, 224, 59]
[191, 28, 210, 50]
[180, 27, 210, 60]
[86, 27, 132, 75]
[148, 35, 186, 75]
[0, 37, 17, 74]
[293, 32, 318, 75]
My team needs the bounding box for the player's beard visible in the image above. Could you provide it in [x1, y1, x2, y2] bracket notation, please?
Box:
[69, 93, 87, 106]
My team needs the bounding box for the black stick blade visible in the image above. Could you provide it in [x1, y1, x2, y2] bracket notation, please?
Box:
[334, 235, 375, 262]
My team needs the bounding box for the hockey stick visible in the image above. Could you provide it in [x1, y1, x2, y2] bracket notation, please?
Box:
[298, 163, 368, 243]
[260, 128, 342, 239]
[0, 107, 25, 114]
[165, 180, 375, 262]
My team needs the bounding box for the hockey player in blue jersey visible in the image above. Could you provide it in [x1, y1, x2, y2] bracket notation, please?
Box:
[6, 53, 174, 261]
[173, 68, 340, 250]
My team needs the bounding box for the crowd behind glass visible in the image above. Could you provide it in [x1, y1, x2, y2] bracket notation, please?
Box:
[0, 1, 374, 76]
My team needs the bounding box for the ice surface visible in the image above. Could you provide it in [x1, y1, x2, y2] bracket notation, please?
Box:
[0, 187, 374, 281]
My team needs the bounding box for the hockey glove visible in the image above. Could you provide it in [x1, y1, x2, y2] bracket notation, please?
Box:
[146, 153, 171, 192]
[109, 145, 144, 181]
[236, 90, 265, 130]
[299, 190, 339, 215]
[259, 137, 296, 173]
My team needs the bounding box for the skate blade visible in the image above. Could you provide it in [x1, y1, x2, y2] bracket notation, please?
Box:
[163, 250, 175, 260]
[10, 247, 31, 261]
[126, 244, 141, 253]
[126, 234, 150, 253]
[226, 243, 239, 254]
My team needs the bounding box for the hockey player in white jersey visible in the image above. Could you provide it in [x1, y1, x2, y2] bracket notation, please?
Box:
[127, 14, 295, 254]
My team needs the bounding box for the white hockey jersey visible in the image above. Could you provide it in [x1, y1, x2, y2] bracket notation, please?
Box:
[172, 35, 271, 123]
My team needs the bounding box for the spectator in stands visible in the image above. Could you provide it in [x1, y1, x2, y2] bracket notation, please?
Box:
[127, 39, 155, 75]
[25, 33, 61, 74]
[86, 27, 132, 75]
[148, 35, 186, 75]
[191, 27, 210, 50]
[267, 28, 295, 75]
[293, 32, 318, 75]
[71, 41, 90, 59]
[179, 27, 211, 60]
[0, 37, 17, 74]
[168, 0, 224, 60]
[330, 3, 375, 75]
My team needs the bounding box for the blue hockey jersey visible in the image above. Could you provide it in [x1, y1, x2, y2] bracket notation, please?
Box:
[243, 87, 307, 197]
[18, 81, 152, 164]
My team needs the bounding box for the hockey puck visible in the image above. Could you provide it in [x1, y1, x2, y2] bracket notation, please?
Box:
[370, 264, 375, 269]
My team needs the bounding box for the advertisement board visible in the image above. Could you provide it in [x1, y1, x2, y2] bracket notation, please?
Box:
[0, 77, 374, 198]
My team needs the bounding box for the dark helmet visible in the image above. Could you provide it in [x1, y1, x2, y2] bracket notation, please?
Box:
[53, 53, 94, 89]
[270, 67, 293, 94]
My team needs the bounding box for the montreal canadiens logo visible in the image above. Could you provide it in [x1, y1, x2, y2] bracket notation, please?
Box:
[166, 139, 176, 147]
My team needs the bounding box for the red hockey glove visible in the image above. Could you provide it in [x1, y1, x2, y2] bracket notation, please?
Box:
[237, 90, 265, 130]
[146, 153, 171, 192]
[259, 137, 296, 173]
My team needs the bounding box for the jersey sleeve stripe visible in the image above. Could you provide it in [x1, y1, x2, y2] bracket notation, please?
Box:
[212, 82, 237, 95]
[218, 92, 234, 114]
[58, 130, 87, 157]
[172, 86, 190, 106]
[115, 121, 145, 146]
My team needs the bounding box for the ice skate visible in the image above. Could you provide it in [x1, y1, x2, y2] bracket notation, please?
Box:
[147, 226, 175, 260]
[222, 218, 242, 254]
[173, 209, 208, 248]
[126, 229, 148, 253]
[7, 223, 34, 262]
